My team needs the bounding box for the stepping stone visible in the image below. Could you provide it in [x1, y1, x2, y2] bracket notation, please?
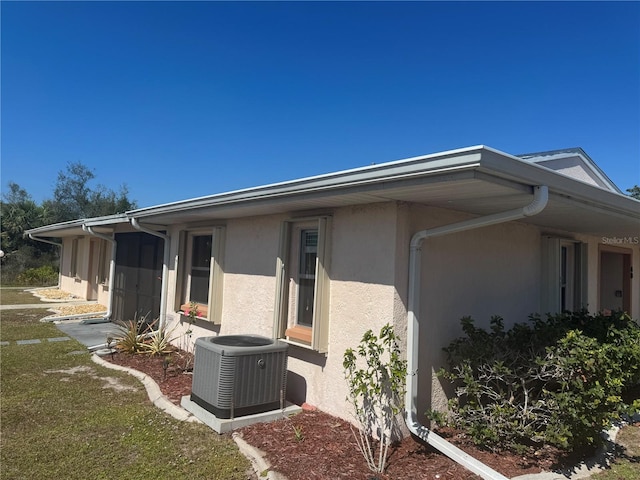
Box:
[67, 350, 87, 356]
[0, 341, 9, 346]
[47, 337, 71, 342]
[16, 339, 41, 345]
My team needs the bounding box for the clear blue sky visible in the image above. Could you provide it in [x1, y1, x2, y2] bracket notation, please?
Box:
[2, 1, 639, 209]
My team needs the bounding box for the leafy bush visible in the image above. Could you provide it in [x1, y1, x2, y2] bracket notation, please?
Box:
[430, 310, 640, 453]
[343, 324, 407, 474]
[14, 264, 59, 286]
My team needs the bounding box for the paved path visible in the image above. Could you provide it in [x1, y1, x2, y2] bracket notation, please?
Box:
[0, 336, 72, 347]
[1, 301, 117, 347]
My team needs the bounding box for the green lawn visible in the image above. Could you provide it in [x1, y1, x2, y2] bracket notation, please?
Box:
[591, 425, 640, 480]
[0, 307, 251, 480]
[0, 287, 44, 306]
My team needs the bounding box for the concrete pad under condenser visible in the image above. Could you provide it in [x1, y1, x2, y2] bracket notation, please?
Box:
[181, 396, 302, 434]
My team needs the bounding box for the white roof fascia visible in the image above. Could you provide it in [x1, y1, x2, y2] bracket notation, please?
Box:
[478, 150, 640, 219]
[24, 214, 129, 237]
[83, 214, 129, 227]
[24, 146, 639, 235]
[25, 219, 87, 236]
[128, 145, 487, 219]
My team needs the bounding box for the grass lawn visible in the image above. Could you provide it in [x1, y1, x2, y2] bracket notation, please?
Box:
[0, 287, 45, 306]
[0, 307, 251, 480]
[591, 425, 640, 480]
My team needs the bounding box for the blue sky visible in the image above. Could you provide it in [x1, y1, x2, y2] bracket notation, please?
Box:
[2, 1, 639, 209]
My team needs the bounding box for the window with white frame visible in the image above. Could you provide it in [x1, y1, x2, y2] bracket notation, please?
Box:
[177, 227, 225, 324]
[70, 238, 79, 278]
[273, 216, 331, 352]
[541, 236, 587, 313]
[97, 239, 110, 285]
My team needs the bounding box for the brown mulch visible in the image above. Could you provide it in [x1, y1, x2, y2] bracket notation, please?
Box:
[105, 349, 194, 405]
[238, 412, 585, 480]
[104, 350, 595, 480]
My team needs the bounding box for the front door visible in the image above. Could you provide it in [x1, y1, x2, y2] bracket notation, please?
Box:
[599, 248, 632, 315]
[112, 232, 164, 324]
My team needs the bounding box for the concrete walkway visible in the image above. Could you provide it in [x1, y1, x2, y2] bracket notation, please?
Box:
[0, 300, 119, 348]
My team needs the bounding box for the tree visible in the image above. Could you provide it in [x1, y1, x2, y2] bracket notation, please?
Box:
[627, 185, 640, 200]
[1, 182, 46, 253]
[48, 162, 137, 223]
[0, 182, 56, 283]
[1, 163, 137, 284]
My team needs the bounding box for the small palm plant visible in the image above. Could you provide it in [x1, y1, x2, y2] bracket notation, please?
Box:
[140, 321, 178, 356]
[114, 313, 153, 354]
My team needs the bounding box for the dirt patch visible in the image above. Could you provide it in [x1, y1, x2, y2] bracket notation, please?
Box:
[44, 365, 139, 392]
[616, 422, 640, 458]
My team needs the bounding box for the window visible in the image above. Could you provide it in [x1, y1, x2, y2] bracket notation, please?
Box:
[188, 234, 212, 304]
[274, 216, 331, 352]
[296, 229, 318, 327]
[70, 238, 79, 278]
[541, 237, 587, 313]
[176, 227, 225, 324]
[97, 239, 111, 285]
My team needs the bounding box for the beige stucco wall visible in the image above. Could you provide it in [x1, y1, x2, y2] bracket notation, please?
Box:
[407, 204, 543, 413]
[297, 202, 400, 419]
[59, 236, 89, 299]
[58, 236, 111, 308]
[411, 214, 640, 416]
[159, 201, 639, 423]
[220, 215, 283, 338]
[162, 203, 403, 421]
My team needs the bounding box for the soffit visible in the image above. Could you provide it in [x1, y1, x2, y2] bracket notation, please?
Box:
[128, 166, 639, 238]
[133, 170, 530, 225]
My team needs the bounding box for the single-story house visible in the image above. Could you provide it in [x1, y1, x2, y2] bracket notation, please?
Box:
[25, 145, 640, 430]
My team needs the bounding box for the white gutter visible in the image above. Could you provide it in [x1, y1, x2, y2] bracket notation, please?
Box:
[81, 225, 117, 323]
[27, 233, 62, 248]
[130, 218, 170, 329]
[405, 185, 549, 480]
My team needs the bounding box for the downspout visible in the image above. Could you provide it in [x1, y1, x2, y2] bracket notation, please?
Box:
[81, 225, 116, 324]
[130, 218, 170, 330]
[405, 185, 549, 480]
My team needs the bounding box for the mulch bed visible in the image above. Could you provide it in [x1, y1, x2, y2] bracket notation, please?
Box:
[237, 410, 585, 480]
[105, 350, 194, 405]
[104, 350, 596, 480]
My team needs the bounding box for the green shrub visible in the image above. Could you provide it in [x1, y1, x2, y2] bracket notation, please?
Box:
[430, 310, 640, 453]
[14, 264, 59, 286]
